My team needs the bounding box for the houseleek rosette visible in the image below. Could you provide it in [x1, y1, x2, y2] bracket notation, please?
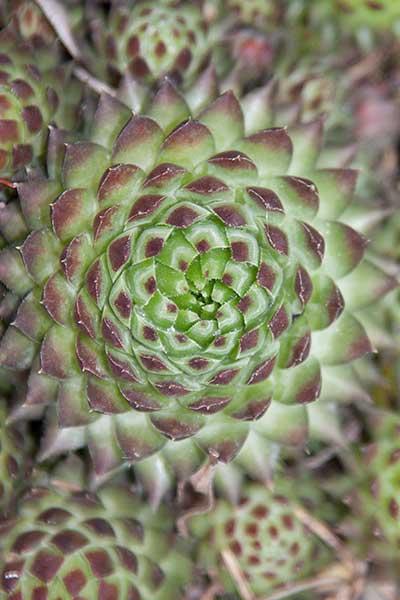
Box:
[95, 0, 211, 86]
[1, 0, 84, 49]
[335, 0, 400, 32]
[2, 0, 56, 48]
[341, 412, 400, 569]
[0, 483, 192, 599]
[0, 79, 395, 481]
[224, 0, 280, 30]
[191, 480, 333, 597]
[282, 0, 400, 60]
[0, 27, 81, 179]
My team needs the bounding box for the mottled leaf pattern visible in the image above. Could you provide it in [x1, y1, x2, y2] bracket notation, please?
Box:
[0, 484, 192, 599]
[0, 79, 391, 477]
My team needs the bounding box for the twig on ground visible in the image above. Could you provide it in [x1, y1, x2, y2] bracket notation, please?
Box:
[221, 549, 255, 600]
[177, 461, 216, 536]
[292, 504, 366, 600]
[304, 446, 340, 469]
[73, 65, 117, 97]
[259, 571, 344, 600]
[35, 0, 81, 59]
[293, 504, 344, 554]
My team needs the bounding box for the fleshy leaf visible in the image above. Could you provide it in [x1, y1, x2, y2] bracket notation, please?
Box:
[273, 357, 321, 405]
[0, 248, 32, 295]
[115, 412, 166, 461]
[148, 80, 191, 134]
[40, 325, 77, 378]
[319, 222, 366, 278]
[312, 169, 358, 221]
[18, 180, 61, 230]
[313, 312, 373, 365]
[112, 116, 163, 170]
[198, 92, 244, 150]
[91, 94, 132, 148]
[63, 142, 110, 189]
[0, 326, 37, 370]
[237, 128, 293, 177]
[159, 120, 215, 168]
[289, 119, 324, 173]
[340, 259, 398, 310]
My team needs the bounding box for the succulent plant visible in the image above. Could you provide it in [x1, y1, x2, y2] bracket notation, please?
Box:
[0, 397, 30, 513]
[370, 214, 400, 356]
[93, 0, 212, 87]
[347, 412, 400, 568]
[0, 284, 19, 393]
[335, 0, 400, 33]
[0, 0, 398, 595]
[283, 0, 400, 60]
[191, 480, 333, 597]
[0, 27, 81, 180]
[0, 0, 84, 48]
[224, 0, 280, 31]
[281, 1, 336, 53]
[1, 0, 56, 48]
[0, 481, 192, 599]
[270, 64, 339, 129]
[0, 77, 395, 485]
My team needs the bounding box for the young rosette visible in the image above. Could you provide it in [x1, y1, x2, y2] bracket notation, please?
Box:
[0, 27, 81, 180]
[191, 481, 333, 597]
[1, 0, 83, 49]
[282, 0, 399, 57]
[0, 81, 394, 482]
[224, 0, 280, 30]
[335, 0, 400, 33]
[94, 0, 211, 87]
[0, 484, 192, 599]
[1, 0, 56, 48]
[367, 212, 400, 344]
[349, 412, 400, 567]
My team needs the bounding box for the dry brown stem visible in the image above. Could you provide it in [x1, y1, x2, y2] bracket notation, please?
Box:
[177, 461, 216, 536]
[221, 549, 255, 600]
[35, 0, 81, 59]
[73, 66, 117, 97]
[259, 571, 345, 600]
